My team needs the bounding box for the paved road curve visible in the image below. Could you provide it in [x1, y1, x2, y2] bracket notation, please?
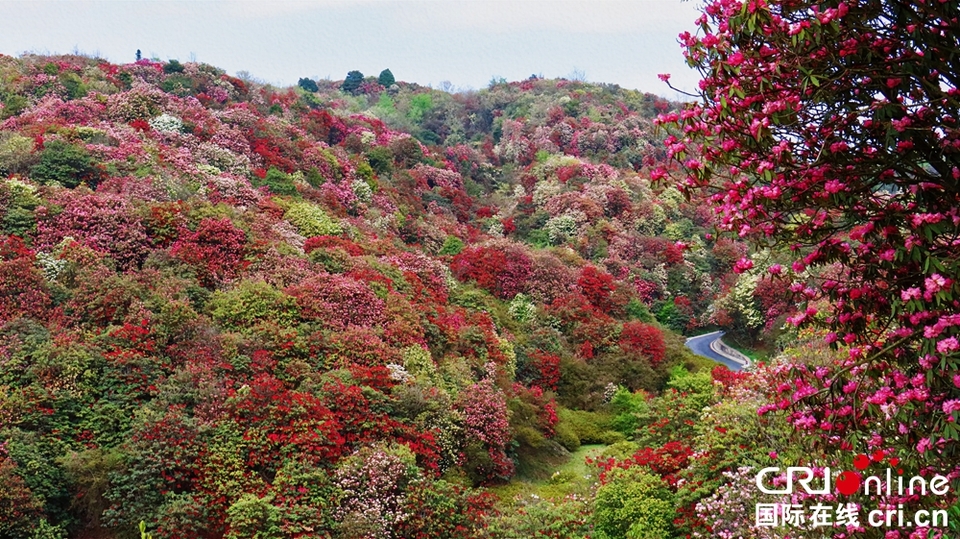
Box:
[685, 330, 748, 372]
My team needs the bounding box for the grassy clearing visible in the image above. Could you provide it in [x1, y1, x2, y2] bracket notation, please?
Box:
[489, 444, 608, 506]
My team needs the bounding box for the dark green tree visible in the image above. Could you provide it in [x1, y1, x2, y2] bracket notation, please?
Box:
[297, 77, 318, 93]
[340, 70, 364, 95]
[162, 59, 184, 74]
[377, 69, 395, 87]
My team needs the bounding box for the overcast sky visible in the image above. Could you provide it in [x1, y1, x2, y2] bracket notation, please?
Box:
[0, 0, 704, 98]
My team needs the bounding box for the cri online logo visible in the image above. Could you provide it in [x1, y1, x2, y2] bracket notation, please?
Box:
[755, 451, 951, 497]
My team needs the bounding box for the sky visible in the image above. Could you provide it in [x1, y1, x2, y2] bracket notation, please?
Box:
[0, 0, 704, 98]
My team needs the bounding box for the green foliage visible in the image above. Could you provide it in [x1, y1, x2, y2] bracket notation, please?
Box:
[162, 59, 185, 74]
[438, 235, 464, 256]
[341, 70, 364, 94]
[408, 94, 433, 123]
[209, 280, 299, 332]
[30, 140, 101, 188]
[258, 167, 299, 196]
[608, 387, 647, 435]
[486, 495, 591, 538]
[225, 494, 283, 539]
[0, 133, 36, 174]
[297, 77, 319, 93]
[592, 467, 674, 539]
[1, 93, 28, 119]
[624, 298, 655, 323]
[61, 72, 87, 100]
[377, 69, 395, 87]
[284, 201, 342, 237]
[1, 177, 41, 236]
[556, 408, 624, 446]
[633, 367, 715, 447]
[365, 145, 393, 176]
[59, 448, 123, 530]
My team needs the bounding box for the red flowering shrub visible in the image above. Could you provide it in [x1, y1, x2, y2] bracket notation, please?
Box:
[619, 321, 666, 366]
[592, 441, 693, 489]
[315, 326, 400, 367]
[170, 217, 248, 286]
[0, 236, 50, 323]
[303, 235, 365, 256]
[523, 350, 561, 391]
[577, 265, 616, 313]
[450, 244, 531, 299]
[0, 456, 45, 538]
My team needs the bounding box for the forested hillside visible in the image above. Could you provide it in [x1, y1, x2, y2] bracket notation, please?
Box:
[3, 40, 947, 539]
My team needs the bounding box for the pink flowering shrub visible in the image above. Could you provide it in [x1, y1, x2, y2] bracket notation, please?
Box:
[37, 190, 149, 270]
[456, 377, 514, 484]
[333, 443, 420, 538]
[286, 273, 385, 330]
[662, 0, 960, 470]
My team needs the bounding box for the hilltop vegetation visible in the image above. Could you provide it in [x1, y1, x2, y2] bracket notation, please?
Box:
[0, 53, 808, 539]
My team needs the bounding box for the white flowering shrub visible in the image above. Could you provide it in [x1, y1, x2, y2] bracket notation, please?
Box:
[544, 213, 579, 244]
[148, 113, 183, 133]
[508, 293, 536, 323]
[352, 179, 373, 204]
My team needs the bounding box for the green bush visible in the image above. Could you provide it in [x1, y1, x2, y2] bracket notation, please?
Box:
[259, 167, 298, 197]
[553, 420, 580, 452]
[162, 59, 185, 74]
[592, 467, 674, 539]
[608, 387, 647, 436]
[225, 494, 283, 539]
[0, 133, 36, 174]
[624, 298, 655, 323]
[209, 280, 299, 332]
[556, 408, 623, 445]
[365, 146, 393, 175]
[438, 235, 464, 256]
[30, 140, 101, 188]
[285, 202, 342, 237]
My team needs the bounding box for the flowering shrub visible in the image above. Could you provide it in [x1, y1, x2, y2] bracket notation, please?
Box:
[171, 217, 248, 286]
[334, 443, 420, 538]
[660, 0, 960, 473]
[287, 273, 385, 329]
[37, 190, 149, 270]
[0, 236, 50, 323]
[148, 113, 183, 133]
[450, 244, 531, 299]
[576, 265, 617, 314]
[618, 321, 665, 366]
[457, 378, 514, 483]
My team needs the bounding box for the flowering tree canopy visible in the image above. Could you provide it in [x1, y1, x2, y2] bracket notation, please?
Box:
[660, 0, 960, 466]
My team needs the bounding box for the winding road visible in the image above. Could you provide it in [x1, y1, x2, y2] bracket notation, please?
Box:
[685, 330, 750, 372]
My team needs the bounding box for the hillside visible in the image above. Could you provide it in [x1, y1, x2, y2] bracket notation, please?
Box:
[0, 54, 795, 539]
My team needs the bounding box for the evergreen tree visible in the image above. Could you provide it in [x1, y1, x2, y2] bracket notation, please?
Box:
[341, 70, 364, 95]
[378, 69, 395, 87]
[298, 77, 318, 93]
